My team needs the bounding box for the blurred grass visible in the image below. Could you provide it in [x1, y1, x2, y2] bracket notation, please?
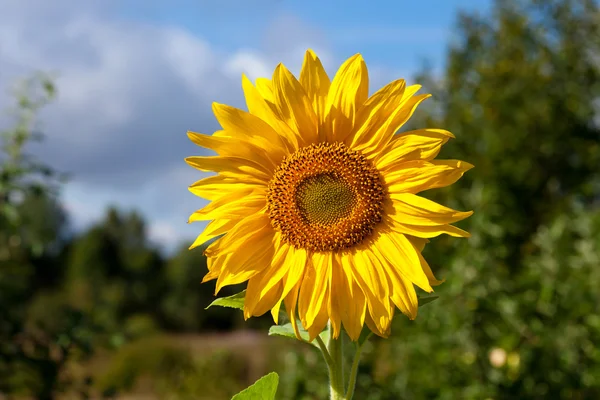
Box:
[81, 332, 325, 400]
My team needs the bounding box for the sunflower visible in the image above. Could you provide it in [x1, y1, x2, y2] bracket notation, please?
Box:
[186, 50, 473, 341]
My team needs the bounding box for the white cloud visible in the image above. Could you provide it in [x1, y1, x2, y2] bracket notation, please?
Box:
[225, 50, 272, 81]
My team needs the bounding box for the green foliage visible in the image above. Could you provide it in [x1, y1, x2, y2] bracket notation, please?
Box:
[206, 290, 247, 310]
[0, 74, 97, 399]
[416, 295, 438, 307]
[231, 372, 279, 400]
[268, 322, 330, 350]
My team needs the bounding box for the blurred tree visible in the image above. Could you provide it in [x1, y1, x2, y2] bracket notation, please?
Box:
[0, 75, 97, 399]
[160, 241, 273, 333]
[346, 0, 600, 399]
[66, 207, 165, 341]
[160, 243, 212, 331]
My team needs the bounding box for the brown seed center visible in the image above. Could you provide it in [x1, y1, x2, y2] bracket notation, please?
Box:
[266, 142, 385, 252]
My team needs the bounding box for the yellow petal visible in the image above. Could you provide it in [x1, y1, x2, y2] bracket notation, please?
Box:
[404, 236, 443, 286]
[407, 235, 430, 252]
[284, 278, 304, 340]
[189, 217, 240, 250]
[300, 49, 331, 140]
[244, 280, 283, 320]
[417, 251, 444, 286]
[328, 254, 343, 339]
[244, 239, 307, 317]
[349, 249, 393, 335]
[374, 230, 433, 292]
[348, 79, 406, 148]
[202, 251, 230, 283]
[214, 229, 276, 293]
[267, 246, 308, 325]
[280, 247, 309, 306]
[185, 155, 271, 184]
[206, 212, 271, 256]
[379, 252, 419, 320]
[188, 175, 265, 201]
[376, 128, 454, 170]
[255, 77, 275, 102]
[364, 309, 391, 338]
[188, 190, 265, 222]
[187, 131, 278, 170]
[298, 252, 331, 330]
[386, 216, 471, 238]
[271, 299, 283, 324]
[306, 296, 330, 341]
[387, 194, 474, 226]
[384, 159, 474, 194]
[241, 74, 299, 152]
[272, 64, 318, 146]
[338, 252, 367, 341]
[212, 100, 289, 159]
[393, 281, 419, 320]
[355, 91, 431, 158]
[324, 54, 369, 142]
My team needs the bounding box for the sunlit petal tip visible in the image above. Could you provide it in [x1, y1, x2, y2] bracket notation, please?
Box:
[184, 157, 195, 168]
[305, 48, 317, 57]
[408, 83, 421, 91]
[347, 53, 364, 62]
[433, 277, 446, 286]
[272, 63, 284, 75]
[460, 161, 476, 170]
[186, 130, 199, 139]
[211, 101, 221, 112]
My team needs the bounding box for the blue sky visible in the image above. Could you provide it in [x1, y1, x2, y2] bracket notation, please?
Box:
[118, 0, 491, 75]
[0, 0, 492, 254]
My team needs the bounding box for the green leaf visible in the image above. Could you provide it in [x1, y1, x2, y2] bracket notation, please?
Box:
[418, 295, 439, 307]
[268, 323, 311, 342]
[268, 322, 329, 348]
[205, 290, 246, 310]
[231, 372, 279, 400]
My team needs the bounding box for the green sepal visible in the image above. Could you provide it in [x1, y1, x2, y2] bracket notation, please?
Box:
[418, 294, 439, 307]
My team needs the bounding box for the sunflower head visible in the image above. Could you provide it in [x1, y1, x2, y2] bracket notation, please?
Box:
[186, 49, 473, 341]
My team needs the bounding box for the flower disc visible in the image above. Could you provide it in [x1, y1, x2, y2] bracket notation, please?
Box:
[267, 142, 385, 252]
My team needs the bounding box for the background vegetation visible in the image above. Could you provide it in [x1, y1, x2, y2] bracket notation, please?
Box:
[1, 0, 599, 398]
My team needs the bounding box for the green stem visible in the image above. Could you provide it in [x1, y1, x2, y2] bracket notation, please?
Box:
[327, 324, 345, 400]
[315, 334, 334, 368]
[344, 334, 370, 400]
